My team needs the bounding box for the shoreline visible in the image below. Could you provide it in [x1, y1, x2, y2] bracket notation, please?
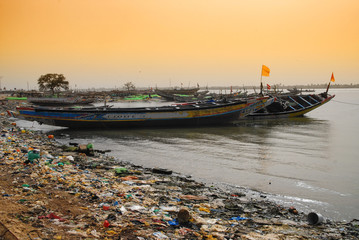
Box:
[1, 106, 358, 239]
[52, 128, 352, 223]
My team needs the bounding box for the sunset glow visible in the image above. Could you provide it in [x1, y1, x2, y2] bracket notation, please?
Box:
[1, 0, 358, 89]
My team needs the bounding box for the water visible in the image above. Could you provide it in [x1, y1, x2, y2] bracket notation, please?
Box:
[15, 88, 359, 221]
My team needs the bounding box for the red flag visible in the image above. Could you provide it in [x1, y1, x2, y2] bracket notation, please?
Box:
[330, 73, 335, 82]
[267, 84, 271, 90]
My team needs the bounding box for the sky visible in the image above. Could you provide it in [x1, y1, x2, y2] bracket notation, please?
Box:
[1, 0, 359, 90]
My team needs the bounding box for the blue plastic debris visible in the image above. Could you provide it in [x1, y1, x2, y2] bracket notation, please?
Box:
[168, 219, 179, 226]
[230, 216, 248, 221]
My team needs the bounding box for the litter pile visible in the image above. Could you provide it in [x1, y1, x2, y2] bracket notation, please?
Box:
[0, 107, 358, 239]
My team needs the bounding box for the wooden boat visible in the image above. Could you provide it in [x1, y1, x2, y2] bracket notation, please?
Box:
[246, 92, 334, 119]
[286, 87, 315, 94]
[155, 88, 200, 101]
[14, 97, 274, 129]
[172, 91, 210, 102]
[27, 97, 95, 106]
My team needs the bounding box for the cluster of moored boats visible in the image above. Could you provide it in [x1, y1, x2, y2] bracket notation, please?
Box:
[9, 87, 334, 129]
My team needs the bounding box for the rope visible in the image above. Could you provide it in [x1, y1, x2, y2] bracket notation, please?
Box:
[332, 100, 359, 106]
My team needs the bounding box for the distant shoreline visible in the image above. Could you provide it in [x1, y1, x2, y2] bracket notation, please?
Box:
[207, 84, 359, 90]
[0, 84, 358, 93]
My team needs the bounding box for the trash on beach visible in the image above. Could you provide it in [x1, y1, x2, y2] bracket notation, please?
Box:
[0, 108, 357, 239]
[25, 149, 40, 164]
[152, 168, 173, 175]
[307, 212, 324, 225]
[230, 216, 249, 221]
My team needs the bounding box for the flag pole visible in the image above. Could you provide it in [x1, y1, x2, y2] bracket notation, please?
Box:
[260, 67, 263, 96]
[325, 81, 331, 95]
[326, 72, 335, 95]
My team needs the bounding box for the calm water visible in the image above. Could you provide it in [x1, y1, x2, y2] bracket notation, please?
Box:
[16, 88, 359, 221]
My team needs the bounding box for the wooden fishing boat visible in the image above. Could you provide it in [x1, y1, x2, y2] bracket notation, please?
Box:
[14, 97, 274, 129]
[154, 88, 200, 101]
[286, 87, 315, 94]
[172, 91, 210, 102]
[27, 97, 95, 106]
[246, 92, 334, 119]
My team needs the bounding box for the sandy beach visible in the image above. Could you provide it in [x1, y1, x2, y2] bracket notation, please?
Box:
[1, 102, 358, 239]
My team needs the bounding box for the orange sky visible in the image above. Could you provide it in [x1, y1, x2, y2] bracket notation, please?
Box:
[1, 0, 359, 89]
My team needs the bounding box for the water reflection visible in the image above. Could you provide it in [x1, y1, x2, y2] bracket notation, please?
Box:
[50, 116, 326, 141]
[50, 117, 331, 192]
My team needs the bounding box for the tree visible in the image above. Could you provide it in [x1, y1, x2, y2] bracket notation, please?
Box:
[123, 82, 136, 92]
[38, 73, 69, 95]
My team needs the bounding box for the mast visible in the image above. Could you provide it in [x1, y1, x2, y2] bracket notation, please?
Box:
[260, 65, 263, 96]
[326, 72, 335, 95]
[325, 81, 331, 94]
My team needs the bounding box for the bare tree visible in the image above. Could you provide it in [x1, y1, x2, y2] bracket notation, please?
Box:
[38, 74, 69, 95]
[123, 82, 136, 92]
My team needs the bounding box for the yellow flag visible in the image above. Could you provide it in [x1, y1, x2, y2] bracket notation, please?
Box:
[262, 65, 270, 77]
[331, 72, 335, 82]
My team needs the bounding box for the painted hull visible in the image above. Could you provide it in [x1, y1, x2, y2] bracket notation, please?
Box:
[17, 97, 273, 128]
[246, 93, 334, 119]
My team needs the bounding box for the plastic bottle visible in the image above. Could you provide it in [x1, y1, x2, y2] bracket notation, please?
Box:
[104, 220, 110, 228]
